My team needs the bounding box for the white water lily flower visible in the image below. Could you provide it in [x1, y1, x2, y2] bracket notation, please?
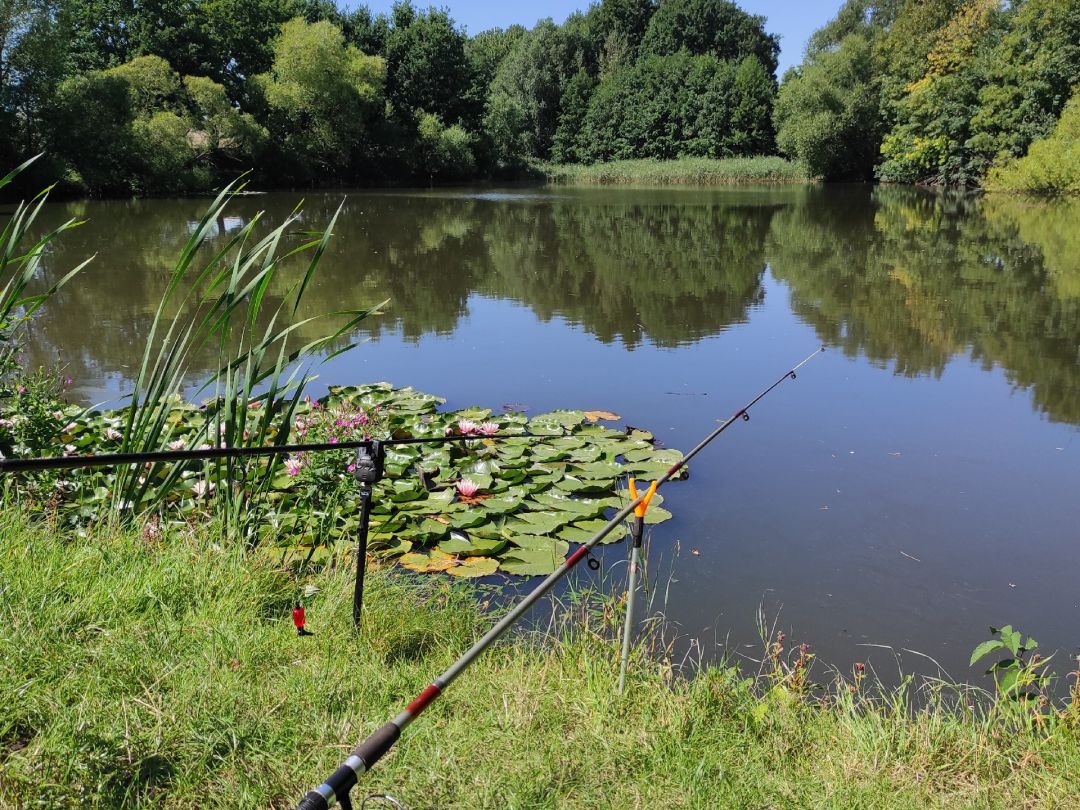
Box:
[103, 427, 122, 442]
[168, 439, 186, 451]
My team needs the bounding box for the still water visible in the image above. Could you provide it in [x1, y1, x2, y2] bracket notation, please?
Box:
[28, 185, 1080, 681]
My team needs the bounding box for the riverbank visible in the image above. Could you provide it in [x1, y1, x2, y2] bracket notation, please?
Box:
[2, 515, 1077, 808]
[543, 157, 814, 187]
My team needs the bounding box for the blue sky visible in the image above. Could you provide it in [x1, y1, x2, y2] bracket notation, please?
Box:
[353, 1, 844, 75]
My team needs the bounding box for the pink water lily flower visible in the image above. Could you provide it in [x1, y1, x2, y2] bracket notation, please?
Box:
[455, 478, 480, 498]
[192, 480, 216, 499]
[168, 439, 186, 451]
[478, 421, 499, 436]
[457, 419, 480, 435]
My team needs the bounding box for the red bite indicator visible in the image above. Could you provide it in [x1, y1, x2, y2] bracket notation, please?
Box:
[293, 603, 312, 636]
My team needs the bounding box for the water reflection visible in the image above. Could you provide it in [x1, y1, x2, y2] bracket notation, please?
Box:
[769, 186, 1080, 425]
[25, 186, 1080, 426]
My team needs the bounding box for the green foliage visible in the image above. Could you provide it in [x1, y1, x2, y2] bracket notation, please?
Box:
[485, 19, 590, 163]
[416, 112, 476, 180]
[640, 0, 779, 76]
[384, 5, 470, 125]
[774, 34, 879, 179]
[253, 17, 385, 181]
[545, 156, 809, 185]
[580, 52, 775, 162]
[985, 90, 1080, 194]
[551, 69, 596, 164]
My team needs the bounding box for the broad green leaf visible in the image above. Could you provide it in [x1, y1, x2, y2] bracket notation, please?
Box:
[447, 556, 499, 578]
[970, 640, 1004, 666]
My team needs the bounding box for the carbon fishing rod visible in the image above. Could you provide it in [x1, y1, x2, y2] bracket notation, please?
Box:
[296, 346, 825, 810]
[0, 433, 528, 474]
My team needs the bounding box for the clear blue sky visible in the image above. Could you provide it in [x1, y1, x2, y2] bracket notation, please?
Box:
[353, 1, 844, 75]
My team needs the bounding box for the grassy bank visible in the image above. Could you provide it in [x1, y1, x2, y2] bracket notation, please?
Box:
[543, 157, 814, 187]
[1, 516, 1078, 809]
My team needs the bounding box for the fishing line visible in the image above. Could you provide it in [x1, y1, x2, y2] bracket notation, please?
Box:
[296, 346, 825, 810]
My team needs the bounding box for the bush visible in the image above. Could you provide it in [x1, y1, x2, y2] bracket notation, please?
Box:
[984, 91, 1080, 195]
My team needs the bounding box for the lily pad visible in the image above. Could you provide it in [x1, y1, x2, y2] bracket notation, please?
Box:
[447, 556, 500, 578]
[558, 520, 629, 544]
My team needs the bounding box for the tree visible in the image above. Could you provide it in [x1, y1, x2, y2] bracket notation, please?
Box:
[580, 50, 773, 162]
[384, 3, 471, 124]
[774, 34, 880, 179]
[968, 0, 1080, 170]
[484, 19, 589, 162]
[415, 111, 475, 181]
[252, 17, 385, 182]
[551, 69, 596, 163]
[640, 0, 779, 77]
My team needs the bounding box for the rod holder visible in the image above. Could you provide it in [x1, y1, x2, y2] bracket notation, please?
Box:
[352, 441, 385, 629]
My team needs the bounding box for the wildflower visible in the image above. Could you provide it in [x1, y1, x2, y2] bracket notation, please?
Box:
[329, 436, 338, 444]
[192, 480, 216, 499]
[104, 427, 122, 442]
[478, 421, 499, 436]
[168, 439, 186, 451]
[16, 385, 26, 395]
[51, 410, 64, 420]
[0, 418, 15, 431]
[347, 463, 356, 473]
[64, 377, 73, 386]
[63, 444, 77, 455]
[457, 419, 480, 435]
[284, 457, 303, 477]
[456, 478, 480, 498]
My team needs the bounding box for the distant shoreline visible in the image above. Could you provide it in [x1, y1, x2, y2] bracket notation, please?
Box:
[542, 157, 815, 187]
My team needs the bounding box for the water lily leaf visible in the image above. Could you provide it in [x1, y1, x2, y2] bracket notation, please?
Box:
[439, 536, 507, 557]
[370, 536, 412, 557]
[479, 495, 524, 514]
[455, 407, 493, 421]
[628, 428, 654, 441]
[530, 444, 568, 462]
[505, 511, 576, 535]
[509, 535, 570, 554]
[527, 420, 564, 436]
[643, 506, 673, 525]
[387, 479, 426, 503]
[558, 519, 628, 544]
[583, 410, 620, 422]
[399, 549, 457, 573]
[572, 461, 623, 480]
[567, 445, 603, 463]
[447, 556, 499, 578]
[500, 545, 567, 576]
[554, 476, 614, 495]
[449, 510, 488, 529]
[531, 410, 585, 429]
[528, 492, 606, 518]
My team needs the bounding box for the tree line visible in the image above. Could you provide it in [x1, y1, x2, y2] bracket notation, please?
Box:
[0, 0, 782, 195]
[775, 0, 1080, 190]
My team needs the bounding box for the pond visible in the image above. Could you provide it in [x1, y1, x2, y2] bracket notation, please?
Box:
[27, 184, 1080, 682]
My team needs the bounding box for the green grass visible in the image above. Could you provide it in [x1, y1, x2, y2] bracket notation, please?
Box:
[543, 157, 814, 187]
[1, 515, 1078, 808]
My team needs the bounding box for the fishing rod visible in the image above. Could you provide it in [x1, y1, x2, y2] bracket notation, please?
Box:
[295, 346, 825, 810]
[0, 431, 529, 628]
[0, 433, 527, 474]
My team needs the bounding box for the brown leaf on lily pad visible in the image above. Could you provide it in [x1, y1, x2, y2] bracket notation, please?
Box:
[447, 556, 499, 578]
[458, 493, 491, 506]
[584, 410, 621, 422]
[399, 550, 458, 573]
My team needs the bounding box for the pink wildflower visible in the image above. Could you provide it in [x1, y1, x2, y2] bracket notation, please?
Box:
[456, 478, 480, 498]
[284, 457, 303, 477]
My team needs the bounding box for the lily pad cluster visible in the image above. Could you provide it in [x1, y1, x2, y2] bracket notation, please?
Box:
[273, 384, 687, 577]
[1, 382, 686, 578]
